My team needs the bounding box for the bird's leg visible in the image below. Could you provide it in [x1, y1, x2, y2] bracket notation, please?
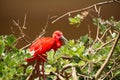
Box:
[36, 61, 41, 80]
[36, 53, 47, 62]
[42, 61, 46, 80]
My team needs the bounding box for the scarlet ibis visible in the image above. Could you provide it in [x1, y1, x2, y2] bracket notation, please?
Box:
[25, 30, 67, 79]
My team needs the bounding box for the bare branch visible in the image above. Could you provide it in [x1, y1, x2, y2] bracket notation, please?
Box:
[95, 32, 120, 79]
[100, 27, 111, 40]
[12, 16, 31, 47]
[114, 0, 120, 4]
[95, 38, 116, 52]
[52, 72, 65, 80]
[21, 14, 50, 49]
[61, 64, 72, 74]
[22, 13, 27, 29]
[72, 67, 78, 80]
[26, 62, 37, 80]
[12, 19, 24, 35]
[94, 5, 101, 16]
[52, 0, 114, 23]
[93, 23, 100, 44]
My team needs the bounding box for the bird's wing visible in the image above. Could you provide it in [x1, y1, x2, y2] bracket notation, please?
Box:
[29, 37, 55, 54]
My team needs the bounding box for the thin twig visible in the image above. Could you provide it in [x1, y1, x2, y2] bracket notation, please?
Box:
[61, 56, 72, 60]
[12, 19, 24, 35]
[21, 15, 50, 49]
[102, 62, 116, 80]
[93, 23, 100, 44]
[94, 5, 101, 17]
[12, 16, 31, 46]
[26, 62, 37, 80]
[81, 62, 88, 70]
[114, 0, 120, 4]
[52, 72, 65, 80]
[95, 32, 120, 80]
[52, 0, 114, 23]
[100, 27, 111, 40]
[95, 38, 116, 52]
[88, 25, 91, 39]
[22, 13, 27, 29]
[61, 64, 73, 74]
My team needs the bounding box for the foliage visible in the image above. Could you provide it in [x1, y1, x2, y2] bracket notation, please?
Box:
[46, 17, 120, 80]
[68, 14, 82, 27]
[0, 35, 31, 80]
[0, 17, 120, 80]
[68, 11, 88, 28]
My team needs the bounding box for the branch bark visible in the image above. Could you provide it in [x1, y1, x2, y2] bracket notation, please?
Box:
[52, 0, 115, 23]
[72, 67, 78, 80]
[95, 32, 120, 80]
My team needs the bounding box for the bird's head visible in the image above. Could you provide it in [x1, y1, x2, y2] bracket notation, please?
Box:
[52, 30, 68, 43]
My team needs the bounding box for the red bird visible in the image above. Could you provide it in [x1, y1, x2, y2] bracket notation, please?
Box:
[25, 30, 67, 79]
[25, 30, 67, 62]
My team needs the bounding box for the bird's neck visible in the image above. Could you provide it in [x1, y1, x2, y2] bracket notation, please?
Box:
[53, 39, 62, 51]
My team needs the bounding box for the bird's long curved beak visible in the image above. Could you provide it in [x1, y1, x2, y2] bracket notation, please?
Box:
[61, 36, 68, 44]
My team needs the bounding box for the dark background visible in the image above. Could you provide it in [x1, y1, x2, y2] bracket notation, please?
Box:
[0, 0, 120, 48]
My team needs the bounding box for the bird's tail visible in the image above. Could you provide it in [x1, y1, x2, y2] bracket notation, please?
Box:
[24, 56, 36, 62]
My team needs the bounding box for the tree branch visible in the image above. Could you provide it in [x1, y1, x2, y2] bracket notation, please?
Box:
[72, 67, 78, 80]
[95, 32, 120, 80]
[20, 14, 50, 49]
[95, 38, 116, 52]
[52, 0, 115, 23]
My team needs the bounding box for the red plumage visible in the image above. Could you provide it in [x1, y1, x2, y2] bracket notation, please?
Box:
[25, 30, 67, 80]
[25, 30, 63, 62]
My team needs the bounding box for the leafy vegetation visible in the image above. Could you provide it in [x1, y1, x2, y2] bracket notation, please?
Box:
[0, 35, 31, 80]
[0, 16, 120, 80]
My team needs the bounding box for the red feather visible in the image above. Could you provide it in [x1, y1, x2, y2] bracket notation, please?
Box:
[25, 31, 63, 62]
[25, 31, 65, 79]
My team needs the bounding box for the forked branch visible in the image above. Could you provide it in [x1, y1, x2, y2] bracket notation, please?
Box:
[52, 0, 117, 23]
[95, 32, 120, 79]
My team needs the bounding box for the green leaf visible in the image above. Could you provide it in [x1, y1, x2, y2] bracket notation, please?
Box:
[80, 35, 88, 44]
[68, 14, 81, 27]
[78, 61, 85, 66]
[116, 21, 120, 29]
[0, 45, 5, 56]
[5, 35, 16, 46]
[92, 42, 101, 49]
[47, 50, 56, 64]
[93, 18, 99, 26]
[0, 36, 5, 56]
[76, 66, 81, 74]
[99, 23, 106, 34]
[109, 16, 114, 22]
[73, 56, 81, 63]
